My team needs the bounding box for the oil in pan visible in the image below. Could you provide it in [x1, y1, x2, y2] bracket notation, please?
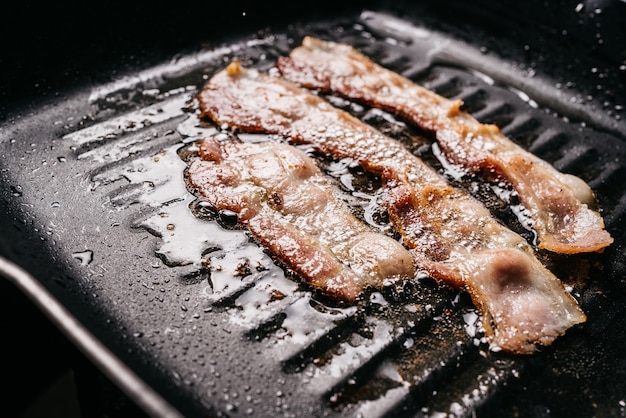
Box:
[8, 6, 625, 418]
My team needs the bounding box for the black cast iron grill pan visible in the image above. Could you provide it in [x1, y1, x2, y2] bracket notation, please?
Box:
[1, 2, 625, 417]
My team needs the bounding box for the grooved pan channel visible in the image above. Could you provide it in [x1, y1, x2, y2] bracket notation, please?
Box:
[1, 4, 625, 418]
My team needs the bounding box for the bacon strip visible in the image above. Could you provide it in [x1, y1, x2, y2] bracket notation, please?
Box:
[196, 61, 586, 353]
[186, 136, 415, 302]
[276, 36, 613, 254]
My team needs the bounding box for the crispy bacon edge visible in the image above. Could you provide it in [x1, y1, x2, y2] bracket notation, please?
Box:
[185, 136, 415, 302]
[276, 36, 613, 255]
[194, 61, 587, 354]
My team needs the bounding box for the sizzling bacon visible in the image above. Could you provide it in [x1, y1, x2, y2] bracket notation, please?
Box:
[196, 61, 586, 353]
[276, 36, 613, 254]
[186, 137, 415, 302]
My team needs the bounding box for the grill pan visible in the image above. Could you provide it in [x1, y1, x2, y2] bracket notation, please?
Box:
[2, 1, 626, 417]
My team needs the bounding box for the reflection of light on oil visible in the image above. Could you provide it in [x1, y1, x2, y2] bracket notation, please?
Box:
[90, 115, 285, 304]
[310, 318, 395, 383]
[67, 93, 192, 147]
[432, 142, 468, 181]
[122, 139, 272, 282]
[72, 250, 94, 266]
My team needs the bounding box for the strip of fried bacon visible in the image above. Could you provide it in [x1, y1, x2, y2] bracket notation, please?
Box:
[196, 61, 586, 354]
[276, 36, 613, 255]
[186, 136, 415, 302]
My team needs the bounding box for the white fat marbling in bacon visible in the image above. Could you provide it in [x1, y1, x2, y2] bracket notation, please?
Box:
[276, 36, 612, 254]
[195, 61, 586, 353]
[186, 137, 415, 302]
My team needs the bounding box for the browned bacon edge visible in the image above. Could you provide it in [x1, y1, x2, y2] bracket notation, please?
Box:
[276, 36, 613, 255]
[185, 137, 415, 302]
[195, 61, 587, 354]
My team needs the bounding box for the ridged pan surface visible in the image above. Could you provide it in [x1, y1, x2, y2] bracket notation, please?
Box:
[1, 7, 625, 418]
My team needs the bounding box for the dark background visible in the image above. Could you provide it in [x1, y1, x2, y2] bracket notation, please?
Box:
[1, 0, 624, 117]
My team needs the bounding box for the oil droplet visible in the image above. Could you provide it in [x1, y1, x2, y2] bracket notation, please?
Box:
[72, 250, 93, 266]
[11, 185, 23, 197]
